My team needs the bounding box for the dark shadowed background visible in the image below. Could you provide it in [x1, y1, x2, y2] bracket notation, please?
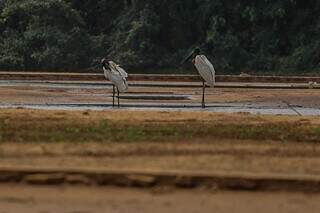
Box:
[0, 0, 319, 74]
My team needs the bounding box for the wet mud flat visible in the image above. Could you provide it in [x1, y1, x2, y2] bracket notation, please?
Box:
[1, 102, 319, 116]
[0, 80, 320, 115]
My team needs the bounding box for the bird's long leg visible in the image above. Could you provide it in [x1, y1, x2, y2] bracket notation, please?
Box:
[112, 85, 115, 107]
[202, 80, 206, 109]
[117, 88, 120, 108]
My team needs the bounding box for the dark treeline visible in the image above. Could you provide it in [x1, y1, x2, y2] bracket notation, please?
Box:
[0, 0, 319, 74]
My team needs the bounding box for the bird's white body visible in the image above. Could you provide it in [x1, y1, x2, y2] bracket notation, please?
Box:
[194, 55, 215, 87]
[103, 61, 128, 92]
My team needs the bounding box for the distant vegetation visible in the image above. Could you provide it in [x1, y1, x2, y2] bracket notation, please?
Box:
[0, 0, 319, 74]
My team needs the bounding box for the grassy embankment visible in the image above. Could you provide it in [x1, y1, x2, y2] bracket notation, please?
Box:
[0, 109, 319, 143]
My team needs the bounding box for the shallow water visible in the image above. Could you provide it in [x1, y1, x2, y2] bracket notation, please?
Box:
[1, 103, 319, 116]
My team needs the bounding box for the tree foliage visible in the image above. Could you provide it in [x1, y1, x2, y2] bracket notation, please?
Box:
[0, 0, 93, 70]
[0, 0, 319, 73]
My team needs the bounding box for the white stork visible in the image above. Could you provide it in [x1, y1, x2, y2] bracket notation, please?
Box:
[184, 48, 215, 108]
[101, 59, 128, 107]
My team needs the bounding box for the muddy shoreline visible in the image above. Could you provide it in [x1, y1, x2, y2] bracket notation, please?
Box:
[1, 71, 320, 83]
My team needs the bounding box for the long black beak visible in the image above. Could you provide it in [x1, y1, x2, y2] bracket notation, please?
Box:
[181, 50, 195, 65]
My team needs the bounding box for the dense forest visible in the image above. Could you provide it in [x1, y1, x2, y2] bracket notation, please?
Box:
[0, 0, 319, 74]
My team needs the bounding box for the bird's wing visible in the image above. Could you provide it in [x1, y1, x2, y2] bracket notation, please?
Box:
[115, 64, 128, 78]
[194, 55, 215, 87]
[109, 61, 128, 78]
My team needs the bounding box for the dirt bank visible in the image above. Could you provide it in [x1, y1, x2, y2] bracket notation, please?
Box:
[0, 109, 319, 143]
[1, 184, 320, 213]
[1, 71, 320, 83]
[0, 109, 319, 193]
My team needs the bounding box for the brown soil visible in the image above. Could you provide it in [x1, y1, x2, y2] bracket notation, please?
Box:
[1, 140, 320, 177]
[1, 78, 320, 211]
[1, 71, 320, 83]
[1, 184, 320, 213]
[0, 109, 319, 177]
